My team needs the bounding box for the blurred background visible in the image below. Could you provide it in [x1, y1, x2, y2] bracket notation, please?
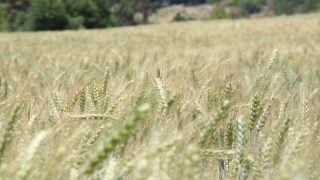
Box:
[0, 0, 319, 31]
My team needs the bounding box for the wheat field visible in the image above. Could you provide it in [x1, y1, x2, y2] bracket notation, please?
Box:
[0, 14, 320, 180]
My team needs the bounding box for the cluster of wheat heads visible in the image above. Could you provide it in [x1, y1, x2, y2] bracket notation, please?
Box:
[0, 45, 319, 180]
[0, 13, 319, 180]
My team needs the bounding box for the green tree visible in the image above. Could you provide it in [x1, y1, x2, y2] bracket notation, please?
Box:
[271, 0, 304, 15]
[0, 3, 11, 31]
[0, 4, 3, 29]
[112, 0, 136, 25]
[206, 0, 223, 4]
[302, 0, 320, 12]
[173, 12, 186, 21]
[64, 0, 100, 28]
[1, 0, 29, 21]
[230, 0, 265, 14]
[93, 0, 116, 27]
[136, 0, 162, 24]
[0, 0, 30, 30]
[64, 0, 115, 28]
[12, 11, 29, 31]
[28, 0, 68, 30]
[211, 5, 229, 19]
[110, 0, 161, 25]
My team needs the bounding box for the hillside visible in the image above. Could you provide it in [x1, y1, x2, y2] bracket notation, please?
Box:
[0, 14, 320, 179]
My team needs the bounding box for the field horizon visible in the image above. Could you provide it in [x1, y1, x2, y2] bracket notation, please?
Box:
[0, 13, 320, 179]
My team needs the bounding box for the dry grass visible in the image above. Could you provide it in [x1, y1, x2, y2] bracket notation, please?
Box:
[149, 4, 213, 23]
[0, 14, 320, 179]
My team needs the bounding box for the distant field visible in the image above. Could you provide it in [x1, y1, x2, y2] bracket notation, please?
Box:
[0, 14, 320, 179]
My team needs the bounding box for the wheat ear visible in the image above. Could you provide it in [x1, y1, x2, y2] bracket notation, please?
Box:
[102, 67, 110, 95]
[198, 100, 230, 147]
[0, 104, 22, 167]
[17, 131, 48, 179]
[80, 103, 149, 174]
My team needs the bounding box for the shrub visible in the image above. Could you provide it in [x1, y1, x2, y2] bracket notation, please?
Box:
[271, 0, 304, 15]
[229, 0, 264, 14]
[28, 0, 68, 31]
[302, 0, 320, 12]
[118, 0, 135, 25]
[12, 11, 31, 31]
[67, 15, 84, 30]
[64, 0, 100, 29]
[238, 0, 262, 13]
[0, 3, 10, 31]
[92, 0, 115, 28]
[211, 5, 230, 19]
[173, 12, 187, 22]
[0, 4, 3, 29]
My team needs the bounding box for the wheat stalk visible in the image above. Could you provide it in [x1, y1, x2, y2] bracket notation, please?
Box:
[0, 104, 21, 167]
[81, 103, 150, 174]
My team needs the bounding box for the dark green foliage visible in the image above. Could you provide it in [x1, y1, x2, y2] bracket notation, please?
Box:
[230, 0, 264, 14]
[271, 0, 320, 15]
[12, 11, 29, 31]
[110, 0, 162, 25]
[74, 0, 99, 28]
[0, 13, 10, 31]
[1, 0, 30, 22]
[66, 15, 84, 29]
[64, 0, 115, 29]
[28, 0, 68, 31]
[117, 0, 136, 25]
[0, 4, 3, 27]
[271, 0, 304, 15]
[93, 0, 116, 27]
[64, 0, 100, 28]
[0, 0, 30, 30]
[173, 12, 187, 21]
[302, 0, 320, 12]
[206, 0, 223, 4]
[170, 0, 206, 5]
[239, 0, 261, 13]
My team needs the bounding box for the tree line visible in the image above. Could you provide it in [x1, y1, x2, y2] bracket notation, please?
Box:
[0, 0, 319, 31]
